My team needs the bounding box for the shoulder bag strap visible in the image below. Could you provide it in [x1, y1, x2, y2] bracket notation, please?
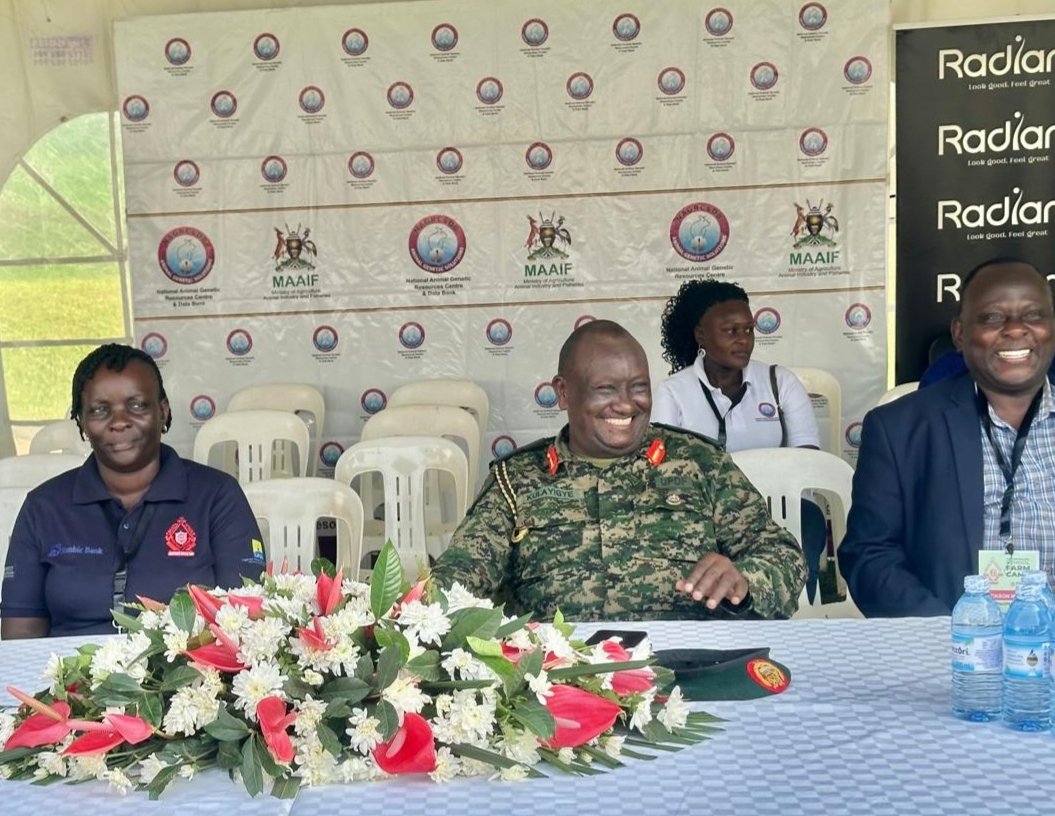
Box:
[770, 364, 788, 448]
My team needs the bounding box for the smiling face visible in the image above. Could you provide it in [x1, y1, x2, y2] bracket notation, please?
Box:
[952, 261, 1055, 401]
[694, 299, 755, 375]
[554, 331, 652, 458]
[79, 360, 170, 475]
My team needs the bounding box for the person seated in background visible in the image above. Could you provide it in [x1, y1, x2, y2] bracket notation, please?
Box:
[1, 344, 264, 639]
[651, 279, 827, 600]
[432, 319, 806, 621]
[840, 258, 1055, 616]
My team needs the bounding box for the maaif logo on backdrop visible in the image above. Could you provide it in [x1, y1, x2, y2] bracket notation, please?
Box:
[253, 33, 280, 61]
[525, 211, 572, 260]
[758, 402, 777, 419]
[409, 214, 466, 273]
[226, 329, 253, 356]
[476, 77, 503, 105]
[657, 67, 686, 95]
[616, 138, 643, 167]
[669, 202, 730, 263]
[845, 422, 863, 449]
[387, 81, 414, 109]
[210, 90, 237, 118]
[360, 388, 387, 414]
[320, 441, 344, 468]
[342, 28, 369, 56]
[431, 23, 458, 51]
[844, 56, 873, 85]
[705, 8, 734, 37]
[845, 303, 871, 331]
[273, 223, 317, 273]
[525, 142, 553, 171]
[261, 155, 288, 183]
[158, 226, 215, 284]
[164, 38, 191, 66]
[791, 199, 839, 249]
[798, 3, 828, 31]
[173, 160, 200, 187]
[486, 318, 512, 346]
[754, 307, 781, 335]
[534, 382, 559, 409]
[436, 147, 464, 175]
[299, 85, 326, 114]
[521, 18, 549, 47]
[799, 127, 829, 157]
[492, 435, 517, 458]
[122, 95, 150, 122]
[190, 395, 216, 422]
[313, 325, 339, 353]
[399, 321, 426, 349]
[566, 72, 594, 100]
[612, 13, 641, 42]
[348, 152, 375, 179]
[750, 62, 779, 91]
[141, 332, 168, 360]
[706, 132, 735, 162]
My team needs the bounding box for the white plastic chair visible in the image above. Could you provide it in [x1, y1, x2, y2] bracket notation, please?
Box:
[227, 383, 326, 476]
[387, 378, 490, 440]
[241, 478, 364, 575]
[876, 381, 919, 407]
[362, 404, 481, 489]
[0, 453, 85, 489]
[788, 367, 843, 455]
[28, 420, 92, 457]
[192, 410, 310, 483]
[0, 486, 29, 603]
[335, 436, 469, 580]
[731, 447, 861, 619]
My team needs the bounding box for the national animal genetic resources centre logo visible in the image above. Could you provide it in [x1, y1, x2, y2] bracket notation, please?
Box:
[360, 388, 387, 415]
[189, 395, 216, 422]
[534, 382, 559, 409]
[669, 202, 730, 263]
[157, 226, 215, 284]
[409, 214, 466, 273]
[398, 321, 426, 349]
[141, 332, 168, 360]
[226, 329, 253, 356]
[486, 318, 512, 346]
[754, 307, 781, 335]
[164, 38, 191, 66]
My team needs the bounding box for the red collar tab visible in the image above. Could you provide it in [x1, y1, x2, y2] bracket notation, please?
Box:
[546, 445, 559, 475]
[645, 438, 666, 467]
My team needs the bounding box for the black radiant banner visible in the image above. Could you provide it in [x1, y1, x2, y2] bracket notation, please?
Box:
[896, 18, 1055, 382]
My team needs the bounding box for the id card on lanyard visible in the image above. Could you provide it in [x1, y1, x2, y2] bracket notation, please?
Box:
[108, 503, 157, 629]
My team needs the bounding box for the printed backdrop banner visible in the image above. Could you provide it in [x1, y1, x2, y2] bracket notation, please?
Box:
[114, 0, 888, 479]
[896, 16, 1055, 383]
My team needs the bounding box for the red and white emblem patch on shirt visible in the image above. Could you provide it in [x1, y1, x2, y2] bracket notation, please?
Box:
[166, 516, 198, 557]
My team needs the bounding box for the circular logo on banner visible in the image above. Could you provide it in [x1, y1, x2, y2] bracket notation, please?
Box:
[706, 132, 735, 162]
[566, 72, 594, 100]
[398, 321, 426, 349]
[299, 85, 325, 114]
[122, 95, 150, 122]
[158, 227, 215, 284]
[320, 442, 344, 467]
[360, 388, 387, 414]
[616, 138, 643, 166]
[798, 3, 828, 30]
[226, 329, 253, 356]
[173, 160, 200, 187]
[190, 395, 216, 422]
[260, 155, 287, 183]
[409, 215, 466, 273]
[476, 77, 503, 105]
[845, 422, 863, 449]
[750, 62, 779, 91]
[313, 325, 339, 353]
[210, 90, 237, 118]
[486, 318, 513, 346]
[387, 81, 414, 109]
[492, 435, 517, 458]
[612, 13, 641, 42]
[436, 147, 463, 175]
[670, 202, 730, 263]
[845, 303, 872, 330]
[844, 56, 873, 85]
[704, 8, 734, 37]
[575, 315, 596, 330]
[342, 28, 369, 56]
[521, 18, 549, 47]
[525, 142, 553, 171]
[165, 38, 191, 66]
[746, 659, 789, 693]
[253, 33, 280, 61]
[799, 128, 829, 157]
[758, 402, 777, 419]
[657, 67, 686, 95]
[534, 383, 559, 409]
[431, 23, 458, 51]
[141, 332, 168, 360]
[348, 152, 375, 179]
[754, 307, 781, 335]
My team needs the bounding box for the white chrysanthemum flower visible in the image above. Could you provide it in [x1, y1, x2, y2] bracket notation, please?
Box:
[71, 753, 108, 780]
[346, 708, 383, 754]
[444, 582, 493, 613]
[603, 734, 626, 758]
[397, 600, 451, 645]
[198, 667, 224, 698]
[162, 629, 189, 662]
[37, 750, 67, 778]
[381, 673, 429, 719]
[215, 603, 249, 637]
[273, 572, 317, 602]
[533, 625, 576, 664]
[238, 616, 289, 665]
[138, 610, 162, 630]
[42, 653, 63, 687]
[328, 597, 374, 633]
[493, 764, 530, 781]
[0, 712, 16, 745]
[303, 669, 324, 686]
[137, 754, 167, 784]
[104, 767, 134, 795]
[337, 755, 377, 782]
[458, 755, 494, 777]
[341, 576, 370, 598]
[263, 595, 311, 624]
[657, 686, 689, 731]
[293, 696, 328, 735]
[500, 730, 540, 765]
[431, 689, 496, 745]
[441, 648, 498, 683]
[629, 686, 658, 732]
[178, 764, 197, 779]
[231, 661, 285, 718]
[162, 683, 219, 735]
[505, 626, 534, 651]
[557, 747, 575, 764]
[525, 670, 552, 703]
[429, 747, 461, 783]
[89, 632, 150, 686]
[293, 740, 339, 786]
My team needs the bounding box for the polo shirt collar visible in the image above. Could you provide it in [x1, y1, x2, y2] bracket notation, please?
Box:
[694, 354, 754, 393]
[72, 443, 189, 505]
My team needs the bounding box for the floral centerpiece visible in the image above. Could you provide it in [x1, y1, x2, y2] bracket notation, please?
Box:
[0, 544, 720, 799]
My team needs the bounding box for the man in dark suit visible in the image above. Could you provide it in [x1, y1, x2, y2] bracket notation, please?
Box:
[839, 258, 1055, 616]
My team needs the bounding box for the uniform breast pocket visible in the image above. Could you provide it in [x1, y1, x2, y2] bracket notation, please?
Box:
[627, 491, 712, 567]
[513, 498, 592, 583]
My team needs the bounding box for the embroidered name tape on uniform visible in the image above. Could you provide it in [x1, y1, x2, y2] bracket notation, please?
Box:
[523, 486, 583, 502]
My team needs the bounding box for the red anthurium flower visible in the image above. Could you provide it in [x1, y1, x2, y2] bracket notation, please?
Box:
[601, 640, 656, 695]
[184, 624, 246, 673]
[315, 571, 344, 616]
[3, 694, 71, 750]
[388, 579, 426, 619]
[64, 729, 124, 756]
[257, 696, 297, 765]
[298, 617, 333, 651]
[373, 713, 437, 774]
[136, 595, 167, 612]
[103, 713, 153, 744]
[543, 685, 621, 748]
[227, 593, 265, 620]
[188, 584, 222, 625]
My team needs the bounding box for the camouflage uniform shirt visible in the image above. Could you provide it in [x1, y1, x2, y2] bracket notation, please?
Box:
[432, 424, 806, 621]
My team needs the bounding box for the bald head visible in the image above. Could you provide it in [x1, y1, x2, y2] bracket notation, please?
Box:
[557, 319, 643, 377]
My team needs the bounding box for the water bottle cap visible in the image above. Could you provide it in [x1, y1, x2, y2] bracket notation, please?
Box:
[1019, 571, 1048, 586]
[963, 574, 989, 593]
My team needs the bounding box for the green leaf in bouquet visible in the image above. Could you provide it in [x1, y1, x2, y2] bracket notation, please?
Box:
[375, 644, 405, 691]
[93, 672, 145, 706]
[578, 744, 623, 769]
[354, 653, 374, 682]
[322, 700, 352, 720]
[373, 623, 411, 660]
[465, 635, 503, 657]
[240, 735, 265, 798]
[169, 592, 197, 633]
[111, 608, 144, 633]
[204, 703, 251, 741]
[508, 698, 555, 739]
[420, 678, 496, 691]
[495, 612, 533, 639]
[474, 654, 520, 695]
[442, 606, 504, 651]
[375, 699, 399, 741]
[271, 775, 301, 799]
[547, 659, 652, 681]
[517, 646, 544, 679]
[139, 692, 164, 728]
[0, 746, 44, 764]
[449, 743, 546, 778]
[316, 722, 343, 758]
[369, 543, 405, 620]
[253, 733, 287, 779]
[318, 676, 372, 705]
[405, 650, 442, 682]
[144, 764, 181, 801]
[538, 747, 604, 775]
[159, 663, 202, 692]
[216, 739, 242, 770]
[282, 675, 315, 701]
[311, 557, 337, 578]
[551, 609, 574, 639]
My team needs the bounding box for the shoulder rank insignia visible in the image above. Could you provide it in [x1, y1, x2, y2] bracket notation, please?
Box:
[645, 438, 666, 467]
[665, 493, 683, 506]
[546, 445, 559, 475]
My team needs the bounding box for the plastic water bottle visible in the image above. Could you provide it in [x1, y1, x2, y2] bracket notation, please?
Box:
[951, 575, 1003, 721]
[1002, 578, 1051, 731]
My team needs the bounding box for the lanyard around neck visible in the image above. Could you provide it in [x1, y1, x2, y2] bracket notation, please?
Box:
[698, 377, 746, 450]
[975, 385, 1044, 552]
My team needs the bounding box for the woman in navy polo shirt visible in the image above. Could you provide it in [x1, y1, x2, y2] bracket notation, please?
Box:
[0, 344, 263, 638]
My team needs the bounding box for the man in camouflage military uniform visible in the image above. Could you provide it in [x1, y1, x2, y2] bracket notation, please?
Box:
[432, 319, 806, 621]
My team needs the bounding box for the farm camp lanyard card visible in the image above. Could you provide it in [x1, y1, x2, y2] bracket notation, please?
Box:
[979, 550, 1040, 610]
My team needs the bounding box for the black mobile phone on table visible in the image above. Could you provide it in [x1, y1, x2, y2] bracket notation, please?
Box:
[583, 629, 648, 648]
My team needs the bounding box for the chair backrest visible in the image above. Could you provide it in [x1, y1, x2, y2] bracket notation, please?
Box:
[387, 379, 490, 438]
[334, 436, 469, 580]
[731, 447, 861, 619]
[361, 404, 482, 490]
[241, 477, 364, 574]
[876, 381, 919, 407]
[788, 367, 843, 455]
[227, 383, 326, 476]
[0, 486, 29, 603]
[0, 453, 85, 489]
[28, 420, 92, 457]
[192, 410, 310, 483]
